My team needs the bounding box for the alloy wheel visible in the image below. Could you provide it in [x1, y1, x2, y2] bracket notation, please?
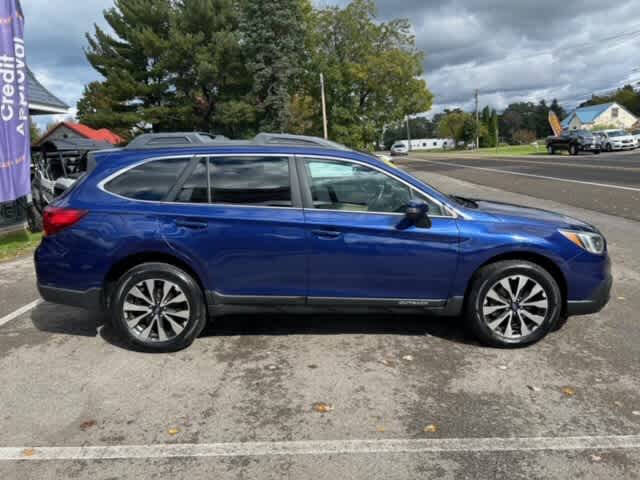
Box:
[122, 279, 191, 342]
[481, 275, 549, 339]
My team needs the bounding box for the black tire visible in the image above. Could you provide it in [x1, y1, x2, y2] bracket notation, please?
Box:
[606, 143, 612, 152]
[569, 144, 578, 156]
[111, 262, 207, 352]
[594, 150, 600, 155]
[465, 260, 562, 348]
[547, 145, 555, 155]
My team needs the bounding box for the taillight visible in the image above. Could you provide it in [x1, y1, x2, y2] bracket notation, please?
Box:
[43, 207, 88, 237]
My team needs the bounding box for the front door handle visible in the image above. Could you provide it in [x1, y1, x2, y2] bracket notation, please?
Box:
[175, 219, 208, 230]
[311, 229, 342, 239]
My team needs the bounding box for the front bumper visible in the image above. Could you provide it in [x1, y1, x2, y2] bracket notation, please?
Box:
[37, 283, 104, 311]
[566, 273, 612, 316]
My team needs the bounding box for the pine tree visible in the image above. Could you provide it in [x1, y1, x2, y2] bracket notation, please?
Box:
[81, 0, 175, 133]
[242, 0, 309, 132]
[168, 0, 254, 136]
[490, 110, 499, 147]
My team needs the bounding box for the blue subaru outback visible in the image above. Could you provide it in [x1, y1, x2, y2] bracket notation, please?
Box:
[35, 132, 611, 351]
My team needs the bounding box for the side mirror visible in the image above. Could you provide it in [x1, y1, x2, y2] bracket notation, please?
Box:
[398, 200, 431, 229]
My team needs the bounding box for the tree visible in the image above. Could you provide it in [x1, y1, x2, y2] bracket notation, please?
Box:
[437, 111, 469, 145]
[489, 110, 499, 147]
[81, 0, 174, 134]
[168, 0, 254, 136]
[29, 120, 41, 145]
[242, 0, 309, 132]
[307, 0, 433, 149]
[513, 129, 536, 144]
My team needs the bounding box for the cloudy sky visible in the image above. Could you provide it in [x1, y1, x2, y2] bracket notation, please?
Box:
[23, 0, 640, 127]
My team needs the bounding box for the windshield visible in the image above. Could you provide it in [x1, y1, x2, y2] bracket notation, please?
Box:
[608, 130, 627, 137]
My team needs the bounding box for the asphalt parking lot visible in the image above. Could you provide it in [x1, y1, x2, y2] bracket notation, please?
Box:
[1, 157, 640, 479]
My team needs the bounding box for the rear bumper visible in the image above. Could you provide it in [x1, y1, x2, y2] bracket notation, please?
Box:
[37, 283, 104, 311]
[566, 273, 612, 316]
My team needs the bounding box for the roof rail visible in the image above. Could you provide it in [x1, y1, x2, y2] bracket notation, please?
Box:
[125, 132, 232, 149]
[124, 131, 351, 151]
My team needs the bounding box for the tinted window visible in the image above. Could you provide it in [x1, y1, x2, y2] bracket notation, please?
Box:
[106, 157, 190, 201]
[176, 159, 209, 203]
[210, 157, 292, 207]
[303, 158, 444, 215]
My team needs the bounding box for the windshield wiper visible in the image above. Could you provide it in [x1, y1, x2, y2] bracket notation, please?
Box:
[449, 195, 478, 208]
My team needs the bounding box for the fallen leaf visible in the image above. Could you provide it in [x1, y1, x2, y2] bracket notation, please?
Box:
[376, 426, 386, 432]
[267, 365, 278, 371]
[590, 454, 602, 462]
[632, 411, 640, 416]
[381, 359, 396, 367]
[562, 387, 576, 397]
[617, 297, 626, 300]
[498, 365, 508, 370]
[307, 364, 318, 369]
[423, 424, 438, 433]
[167, 427, 180, 436]
[80, 420, 97, 431]
[312, 402, 333, 413]
[22, 448, 35, 457]
[527, 385, 541, 392]
[614, 401, 623, 408]
[402, 355, 414, 361]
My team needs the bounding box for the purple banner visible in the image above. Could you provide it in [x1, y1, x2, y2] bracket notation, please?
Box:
[0, 0, 29, 203]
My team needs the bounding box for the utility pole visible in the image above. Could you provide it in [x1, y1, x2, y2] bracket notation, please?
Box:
[320, 73, 328, 140]
[406, 115, 412, 152]
[474, 89, 479, 151]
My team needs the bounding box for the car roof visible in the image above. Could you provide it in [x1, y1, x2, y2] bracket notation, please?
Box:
[91, 144, 389, 170]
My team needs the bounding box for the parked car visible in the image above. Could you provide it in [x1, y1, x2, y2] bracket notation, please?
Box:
[390, 141, 409, 156]
[629, 129, 640, 149]
[35, 133, 611, 352]
[545, 129, 600, 155]
[597, 129, 636, 152]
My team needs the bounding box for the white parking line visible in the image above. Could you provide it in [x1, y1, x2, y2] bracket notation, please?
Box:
[3, 435, 640, 461]
[0, 299, 43, 328]
[415, 158, 640, 192]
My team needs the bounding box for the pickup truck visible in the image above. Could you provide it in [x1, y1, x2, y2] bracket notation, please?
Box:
[546, 129, 600, 155]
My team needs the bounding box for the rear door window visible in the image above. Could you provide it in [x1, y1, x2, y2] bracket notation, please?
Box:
[105, 157, 190, 201]
[175, 159, 209, 203]
[209, 157, 292, 207]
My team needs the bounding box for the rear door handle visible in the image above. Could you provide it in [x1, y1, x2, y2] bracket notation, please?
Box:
[311, 229, 342, 238]
[175, 219, 208, 230]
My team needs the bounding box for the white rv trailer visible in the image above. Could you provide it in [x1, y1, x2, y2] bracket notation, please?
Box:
[392, 138, 455, 151]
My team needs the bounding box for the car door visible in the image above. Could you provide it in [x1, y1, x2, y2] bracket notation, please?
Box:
[297, 156, 460, 304]
[159, 154, 307, 303]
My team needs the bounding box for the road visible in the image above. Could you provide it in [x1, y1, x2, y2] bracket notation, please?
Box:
[1, 161, 640, 478]
[400, 150, 640, 221]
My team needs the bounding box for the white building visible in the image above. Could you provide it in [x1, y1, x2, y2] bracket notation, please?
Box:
[561, 102, 638, 131]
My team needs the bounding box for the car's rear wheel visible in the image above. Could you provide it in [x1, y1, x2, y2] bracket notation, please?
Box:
[111, 263, 207, 352]
[465, 260, 562, 348]
[569, 144, 578, 156]
[606, 143, 612, 152]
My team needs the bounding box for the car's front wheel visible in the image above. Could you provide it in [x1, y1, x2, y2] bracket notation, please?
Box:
[465, 260, 562, 348]
[547, 145, 555, 154]
[111, 263, 207, 352]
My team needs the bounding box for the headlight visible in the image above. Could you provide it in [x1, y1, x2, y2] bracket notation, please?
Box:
[559, 229, 605, 254]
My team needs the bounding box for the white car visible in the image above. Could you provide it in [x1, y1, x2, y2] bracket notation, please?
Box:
[598, 129, 636, 152]
[630, 129, 640, 149]
[390, 142, 409, 156]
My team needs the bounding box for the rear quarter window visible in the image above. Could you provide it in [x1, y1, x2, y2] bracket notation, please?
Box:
[105, 157, 190, 201]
